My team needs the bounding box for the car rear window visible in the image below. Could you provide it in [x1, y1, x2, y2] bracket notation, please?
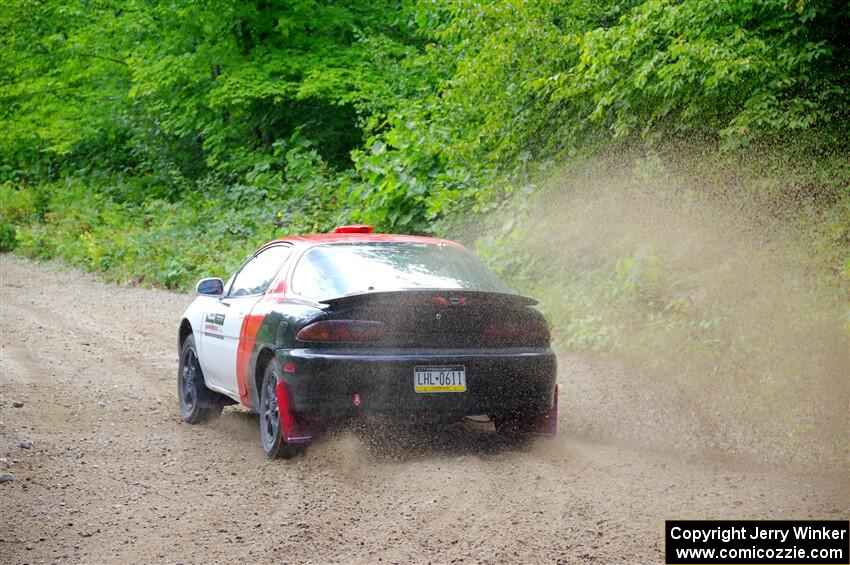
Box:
[291, 242, 511, 301]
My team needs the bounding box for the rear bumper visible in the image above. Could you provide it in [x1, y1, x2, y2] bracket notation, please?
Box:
[276, 347, 557, 421]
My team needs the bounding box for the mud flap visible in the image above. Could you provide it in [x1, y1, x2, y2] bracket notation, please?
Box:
[276, 380, 324, 444]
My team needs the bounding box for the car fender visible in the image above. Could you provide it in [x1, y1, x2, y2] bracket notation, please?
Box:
[179, 296, 216, 365]
[237, 296, 326, 411]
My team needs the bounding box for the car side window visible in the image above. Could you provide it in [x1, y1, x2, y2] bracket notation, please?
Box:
[228, 246, 291, 297]
[291, 248, 344, 300]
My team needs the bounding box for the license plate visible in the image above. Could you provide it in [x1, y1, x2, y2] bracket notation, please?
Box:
[414, 366, 466, 393]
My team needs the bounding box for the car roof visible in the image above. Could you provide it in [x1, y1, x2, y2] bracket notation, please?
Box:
[266, 233, 464, 248]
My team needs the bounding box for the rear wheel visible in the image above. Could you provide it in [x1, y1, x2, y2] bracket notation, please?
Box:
[177, 335, 222, 424]
[259, 363, 303, 459]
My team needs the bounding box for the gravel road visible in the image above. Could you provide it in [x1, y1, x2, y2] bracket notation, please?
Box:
[1, 254, 846, 564]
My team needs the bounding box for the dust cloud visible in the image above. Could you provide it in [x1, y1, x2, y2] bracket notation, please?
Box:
[491, 146, 849, 468]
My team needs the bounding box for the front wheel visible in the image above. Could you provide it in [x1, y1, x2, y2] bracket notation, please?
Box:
[177, 335, 222, 424]
[259, 363, 303, 459]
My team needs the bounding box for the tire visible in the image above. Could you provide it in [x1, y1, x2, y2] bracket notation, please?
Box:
[259, 362, 303, 459]
[177, 335, 222, 424]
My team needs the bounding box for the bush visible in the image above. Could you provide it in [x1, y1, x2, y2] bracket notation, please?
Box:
[0, 221, 16, 251]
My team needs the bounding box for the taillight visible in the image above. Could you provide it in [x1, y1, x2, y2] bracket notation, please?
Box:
[296, 320, 387, 343]
[484, 319, 550, 343]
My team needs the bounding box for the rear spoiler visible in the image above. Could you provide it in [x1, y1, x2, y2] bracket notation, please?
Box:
[319, 289, 538, 310]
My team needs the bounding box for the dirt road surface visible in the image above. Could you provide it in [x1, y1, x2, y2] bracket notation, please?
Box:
[1, 254, 847, 564]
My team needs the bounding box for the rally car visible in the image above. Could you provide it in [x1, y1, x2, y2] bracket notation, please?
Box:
[177, 225, 557, 457]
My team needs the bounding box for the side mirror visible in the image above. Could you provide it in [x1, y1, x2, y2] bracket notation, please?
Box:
[196, 278, 224, 297]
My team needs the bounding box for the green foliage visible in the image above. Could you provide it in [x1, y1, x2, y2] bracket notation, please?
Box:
[346, 0, 848, 231]
[558, 0, 846, 147]
[1, 0, 847, 309]
[0, 222, 15, 251]
[350, 105, 488, 233]
[1, 181, 36, 250]
[7, 146, 345, 287]
[124, 0, 414, 174]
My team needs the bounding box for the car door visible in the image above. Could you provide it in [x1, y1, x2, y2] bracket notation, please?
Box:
[199, 245, 291, 395]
